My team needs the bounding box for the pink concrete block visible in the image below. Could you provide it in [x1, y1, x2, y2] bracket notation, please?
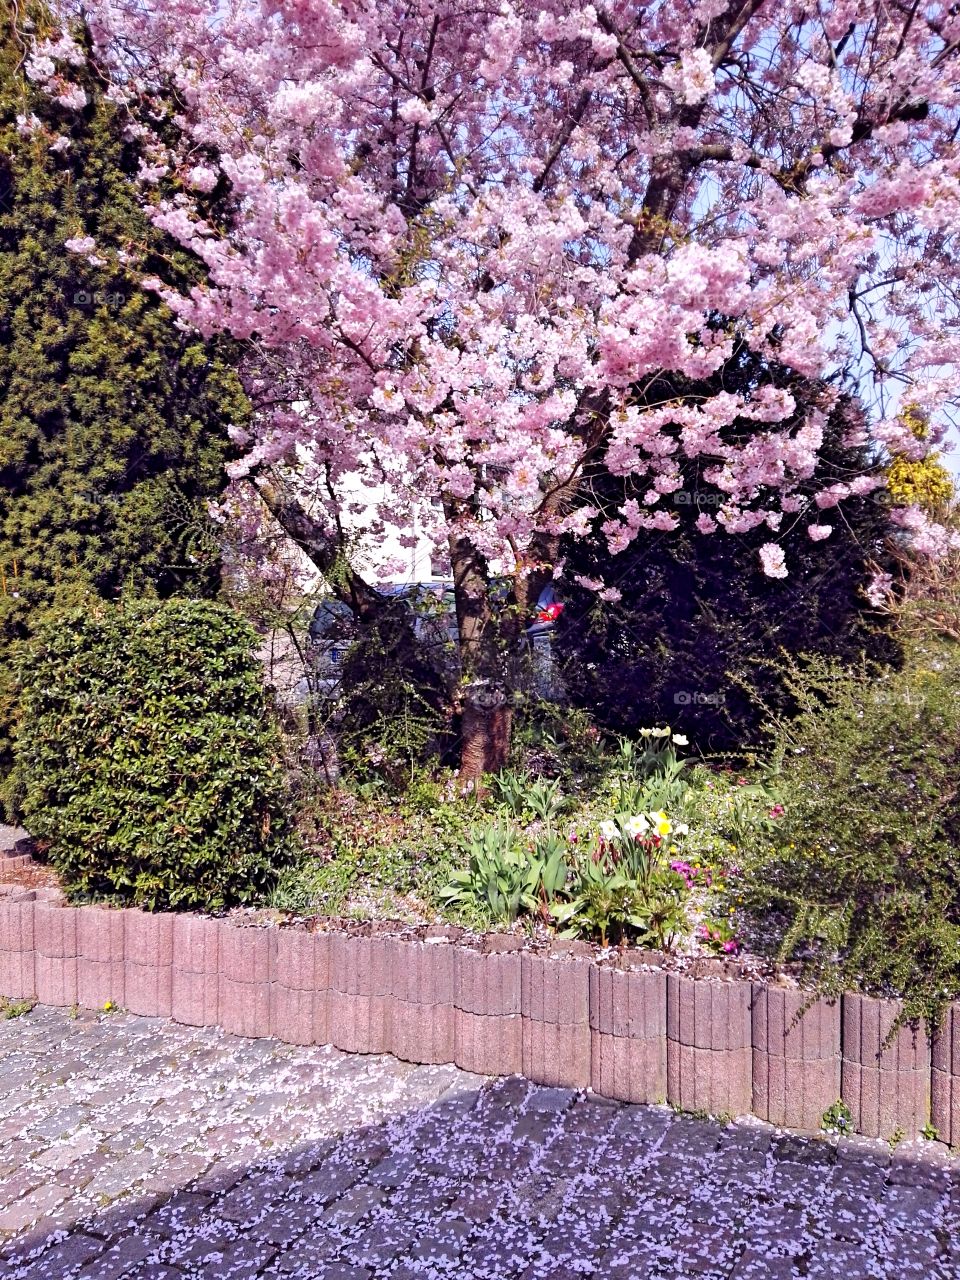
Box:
[0, 892, 35, 952]
[667, 1042, 752, 1117]
[931, 1069, 959, 1149]
[123, 910, 174, 967]
[35, 904, 79, 959]
[124, 961, 173, 1017]
[172, 915, 222, 975]
[841, 994, 930, 1140]
[521, 952, 590, 1025]
[327, 990, 390, 1055]
[78, 907, 125, 963]
[77, 958, 125, 1010]
[668, 974, 751, 1051]
[590, 966, 666, 1039]
[35, 953, 78, 1006]
[590, 1029, 667, 1104]
[752, 985, 840, 1059]
[219, 922, 273, 983]
[752, 1050, 839, 1132]
[390, 998, 455, 1065]
[219, 974, 271, 1038]
[270, 984, 326, 1046]
[522, 1017, 591, 1089]
[454, 1010, 522, 1077]
[931, 1001, 959, 1075]
[0, 948, 35, 1001]
[391, 940, 456, 1005]
[455, 947, 521, 1016]
[931, 1003, 960, 1146]
[171, 968, 220, 1028]
[751, 986, 840, 1130]
[271, 928, 327, 991]
[329, 934, 393, 998]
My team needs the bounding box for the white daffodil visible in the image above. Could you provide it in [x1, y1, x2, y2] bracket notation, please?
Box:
[626, 814, 649, 837]
[600, 820, 618, 840]
[672, 733, 689, 746]
[674, 821, 690, 836]
[651, 810, 672, 836]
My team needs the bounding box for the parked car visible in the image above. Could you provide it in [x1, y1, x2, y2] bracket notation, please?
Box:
[306, 580, 564, 694]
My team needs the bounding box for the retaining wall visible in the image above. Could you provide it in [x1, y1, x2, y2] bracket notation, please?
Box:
[0, 885, 951, 1142]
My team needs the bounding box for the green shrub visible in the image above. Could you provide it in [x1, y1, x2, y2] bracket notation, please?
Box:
[267, 772, 470, 922]
[11, 598, 291, 911]
[738, 646, 960, 1022]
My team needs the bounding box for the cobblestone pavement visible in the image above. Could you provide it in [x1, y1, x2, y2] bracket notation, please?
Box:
[0, 1008, 957, 1280]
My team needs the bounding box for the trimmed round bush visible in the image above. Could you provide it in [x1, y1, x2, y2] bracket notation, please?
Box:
[12, 598, 291, 910]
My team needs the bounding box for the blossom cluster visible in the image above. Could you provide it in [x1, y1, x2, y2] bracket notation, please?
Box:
[40, 0, 960, 583]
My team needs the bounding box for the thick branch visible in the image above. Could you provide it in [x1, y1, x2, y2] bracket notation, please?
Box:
[254, 478, 384, 620]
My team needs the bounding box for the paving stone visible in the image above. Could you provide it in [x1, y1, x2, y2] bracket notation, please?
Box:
[882, 1181, 944, 1229]
[75, 1230, 165, 1279]
[0, 1005, 954, 1279]
[15, 1233, 105, 1278]
[0, 1182, 70, 1232]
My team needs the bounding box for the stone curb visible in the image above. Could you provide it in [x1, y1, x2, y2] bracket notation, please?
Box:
[0, 887, 950, 1142]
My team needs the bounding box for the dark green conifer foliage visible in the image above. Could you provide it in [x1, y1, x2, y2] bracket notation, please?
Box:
[0, 8, 248, 799]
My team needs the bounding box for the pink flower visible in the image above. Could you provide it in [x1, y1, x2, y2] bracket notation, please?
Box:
[758, 543, 788, 579]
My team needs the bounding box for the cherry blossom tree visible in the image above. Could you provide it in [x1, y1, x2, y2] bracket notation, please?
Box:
[35, 0, 960, 775]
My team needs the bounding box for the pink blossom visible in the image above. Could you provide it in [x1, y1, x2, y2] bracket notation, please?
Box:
[49, 0, 960, 606]
[758, 543, 788, 579]
[187, 165, 219, 193]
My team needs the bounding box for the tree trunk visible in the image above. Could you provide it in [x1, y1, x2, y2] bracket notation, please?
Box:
[459, 681, 513, 784]
[446, 515, 516, 785]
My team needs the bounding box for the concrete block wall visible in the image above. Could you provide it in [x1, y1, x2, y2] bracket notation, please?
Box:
[0, 884, 955, 1143]
[842, 994, 930, 1140]
[751, 986, 840, 1132]
[932, 1004, 960, 1147]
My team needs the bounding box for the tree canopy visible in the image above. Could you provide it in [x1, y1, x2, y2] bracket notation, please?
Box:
[33, 0, 960, 771]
